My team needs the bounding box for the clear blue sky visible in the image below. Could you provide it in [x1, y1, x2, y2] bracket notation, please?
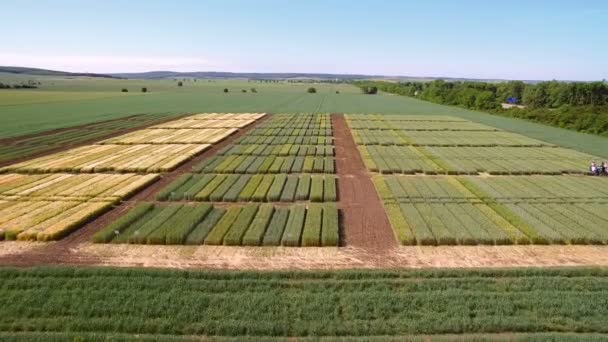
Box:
[2, 0, 607, 80]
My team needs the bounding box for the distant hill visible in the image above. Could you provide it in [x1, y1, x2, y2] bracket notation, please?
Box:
[0, 65, 543, 83]
[0, 66, 121, 79]
[109, 70, 526, 82]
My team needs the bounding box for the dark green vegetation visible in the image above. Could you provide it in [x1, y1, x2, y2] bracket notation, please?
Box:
[356, 80, 608, 137]
[0, 267, 608, 340]
[0, 113, 184, 164]
[93, 202, 339, 246]
[156, 173, 337, 202]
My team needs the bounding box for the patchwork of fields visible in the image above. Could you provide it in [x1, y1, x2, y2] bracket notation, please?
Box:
[0, 113, 266, 241]
[94, 114, 341, 247]
[349, 114, 608, 246]
[0, 111, 606, 249]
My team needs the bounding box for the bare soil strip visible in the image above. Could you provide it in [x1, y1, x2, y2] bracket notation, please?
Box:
[332, 113, 397, 250]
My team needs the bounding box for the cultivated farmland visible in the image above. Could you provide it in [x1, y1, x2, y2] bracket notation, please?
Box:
[94, 113, 341, 247]
[350, 114, 608, 246]
[0, 113, 266, 241]
[93, 202, 339, 246]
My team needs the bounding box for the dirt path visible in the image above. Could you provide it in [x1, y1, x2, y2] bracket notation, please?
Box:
[332, 113, 397, 250]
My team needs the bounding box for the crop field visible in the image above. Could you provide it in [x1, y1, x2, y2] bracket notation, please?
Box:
[0, 173, 158, 241]
[156, 174, 337, 202]
[349, 115, 598, 175]
[87, 113, 342, 247]
[0, 267, 607, 340]
[0, 113, 266, 242]
[93, 202, 339, 246]
[0, 113, 185, 164]
[0, 143, 210, 173]
[355, 115, 608, 246]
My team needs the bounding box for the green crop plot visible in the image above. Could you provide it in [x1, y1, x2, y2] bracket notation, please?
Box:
[1, 267, 608, 340]
[374, 174, 608, 246]
[349, 115, 599, 175]
[93, 202, 339, 246]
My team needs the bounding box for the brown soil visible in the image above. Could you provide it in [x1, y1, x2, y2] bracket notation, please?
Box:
[332, 113, 397, 250]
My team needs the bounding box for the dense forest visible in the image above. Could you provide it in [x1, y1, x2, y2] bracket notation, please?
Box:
[355, 80, 608, 136]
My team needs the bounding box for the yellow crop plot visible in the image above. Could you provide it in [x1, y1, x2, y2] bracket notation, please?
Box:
[0, 173, 159, 241]
[1, 144, 209, 173]
[0, 199, 112, 241]
[0, 173, 158, 202]
[99, 128, 237, 144]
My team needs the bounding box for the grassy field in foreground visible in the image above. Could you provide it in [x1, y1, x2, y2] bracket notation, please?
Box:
[0, 77, 607, 158]
[0, 267, 607, 339]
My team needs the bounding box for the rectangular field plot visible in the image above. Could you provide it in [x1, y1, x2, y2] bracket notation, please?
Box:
[1, 144, 209, 173]
[0, 173, 158, 202]
[156, 174, 337, 202]
[346, 114, 467, 122]
[352, 129, 551, 146]
[0, 113, 186, 164]
[375, 175, 608, 245]
[218, 144, 334, 157]
[99, 128, 237, 145]
[0, 200, 112, 241]
[192, 155, 335, 174]
[150, 113, 265, 129]
[249, 114, 332, 137]
[92, 202, 339, 246]
[360, 145, 594, 175]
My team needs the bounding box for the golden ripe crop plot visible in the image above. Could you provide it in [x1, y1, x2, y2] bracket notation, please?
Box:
[99, 128, 237, 144]
[1, 144, 209, 173]
[0, 173, 158, 202]
[0, 199, 113, 241]
[185, 113, 266, 121]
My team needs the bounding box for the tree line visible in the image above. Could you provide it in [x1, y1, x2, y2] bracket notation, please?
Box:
[354, 80, 608, 136]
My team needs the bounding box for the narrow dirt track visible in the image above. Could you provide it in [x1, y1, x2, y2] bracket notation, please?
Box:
[332, 113, 397, 250]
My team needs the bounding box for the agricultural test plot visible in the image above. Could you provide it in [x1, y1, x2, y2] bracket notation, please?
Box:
[375, 174, 608, 246]
[0, 173, 158, 241]
[95, 114, 341, 247]
[348, 114, 597, 175]
[92, 202, 339, 246]
[0, 113, 186, 164]
[0, 113, 266, 242]
[0, 144, 210, 173]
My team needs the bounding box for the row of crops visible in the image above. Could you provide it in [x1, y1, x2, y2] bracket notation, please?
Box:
[156, 173, 337, 202]
[99, 128, 238, 145]
[359, 145, 595, 175]
[95, 114, 342, 247]
[0, 173, 158, 241]
[374, 175, 608, 245]
[0, 113, 267, 241]
[192, 155, 336, 174]
[352, 129, 552, 147]
[0, 113, 186, 164]
[93, 202, 339, 246]
[0, 144, 210, 173]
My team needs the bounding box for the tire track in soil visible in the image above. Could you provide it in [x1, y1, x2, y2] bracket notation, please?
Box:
[332, 113, 397, 250]
[0, 115, 270, 267]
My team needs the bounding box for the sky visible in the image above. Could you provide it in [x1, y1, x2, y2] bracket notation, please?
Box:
[1, 0, 607, 81]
